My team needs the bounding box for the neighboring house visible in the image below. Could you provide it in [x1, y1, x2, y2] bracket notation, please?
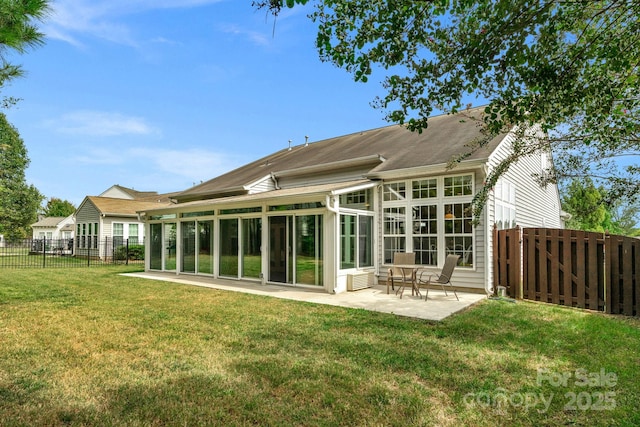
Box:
[31, 215, 75, 240]
[75, 186, 176, 259]
[139, 108, 564, 294]
[30, 215, 75, 254]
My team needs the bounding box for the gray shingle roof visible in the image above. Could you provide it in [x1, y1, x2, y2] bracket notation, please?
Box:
[31, 217, 67, 227]
[86, 197, 174, 216]
[175, 107, 505, 202]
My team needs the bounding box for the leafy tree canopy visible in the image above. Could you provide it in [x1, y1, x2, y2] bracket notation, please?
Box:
[0, 0, 49, 107]
[0, 112, 43, 239]
[42, 197, 76, 217]
[257, 0, 640, 218]
[562, 177, 639, 236]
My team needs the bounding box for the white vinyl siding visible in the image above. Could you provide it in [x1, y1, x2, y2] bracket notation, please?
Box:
[485, 128, 564, 293]
[487, 131, 562, 229]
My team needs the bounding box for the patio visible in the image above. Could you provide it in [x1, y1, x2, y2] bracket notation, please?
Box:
[123, 272, 487, 321]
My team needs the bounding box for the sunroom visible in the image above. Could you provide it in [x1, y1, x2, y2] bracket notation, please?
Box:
[140, 180, 378, 294]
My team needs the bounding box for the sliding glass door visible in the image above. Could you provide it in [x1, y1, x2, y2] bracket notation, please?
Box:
[269, 214, 323, 286]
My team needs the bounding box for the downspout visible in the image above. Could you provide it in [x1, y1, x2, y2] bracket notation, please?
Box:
[270, 172, 280, 190]
[326, 195, 339, 293]
[482, 164, 493, 297]
[325, 195, 338, 214]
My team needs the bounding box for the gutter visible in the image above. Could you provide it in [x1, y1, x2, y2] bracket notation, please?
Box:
[325, 195, 339, 214]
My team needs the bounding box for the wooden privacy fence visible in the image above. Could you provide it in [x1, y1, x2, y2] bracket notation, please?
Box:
[493, 227, 638, 317]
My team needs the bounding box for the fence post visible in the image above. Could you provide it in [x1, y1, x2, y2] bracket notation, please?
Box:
[126, 238, 129, 266]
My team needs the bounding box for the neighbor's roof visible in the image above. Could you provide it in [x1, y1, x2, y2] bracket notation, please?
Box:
[86, 196, 174, 217]
[31, 217, 66, 227]
[175, 107, 506, 202]
[107, 185, 179, 202]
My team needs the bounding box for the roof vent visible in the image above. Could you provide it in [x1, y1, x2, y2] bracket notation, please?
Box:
[305, 135, 309, 146]
[288, 139, 292, 151]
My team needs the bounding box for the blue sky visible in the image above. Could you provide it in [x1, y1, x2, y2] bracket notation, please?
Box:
[4, 0, 395, 207]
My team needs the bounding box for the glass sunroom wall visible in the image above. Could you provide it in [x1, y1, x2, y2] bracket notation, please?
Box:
[340, 214, 356, 269]
[163, 223, 177, 271]
[242, 218, 262, 279]
[358, 215, 373, 268]
[219, 218, 239, 277]
[149, 223, 162, 270]
[198, 220, 213, 274]
[295, 214, 323, 286]
[181, 221, 196, 273]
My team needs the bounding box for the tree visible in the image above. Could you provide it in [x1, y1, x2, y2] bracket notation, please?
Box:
[0, 0, 49, 107]
[42, 197, 76, 217]
[561, 177, 640, 235]
[0, 112, 43, 239]
[609, 199, 640, 237]
[258, 0, 640, 218]
[562, 178, 610, 232]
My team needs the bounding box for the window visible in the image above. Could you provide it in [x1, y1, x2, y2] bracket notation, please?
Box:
[412, 178, 437, 199]
[444, 175, 473, 197]
[444, 202, 473, 266]
[495, 180, 517, 230]
[340, 189, 373, 210]
[382, 175, 475, 268]
[219, 207, 259, 215]
[340, 215, 356, 269]
[339, 214, 373, 269]
[113, 223, 124, 246]
[383, 182, 406, 201]
[219, 219, 238, 277]
[412, 205, 438, 265]
[94, 223, 99, 249]
[129, 224, 139, 244]
[358, 215, 373, 267]
[268, 202, 323, 211]
[182, 210, 216, 217]
[241, 218, 261, 278]
[383, 207, 406, 263]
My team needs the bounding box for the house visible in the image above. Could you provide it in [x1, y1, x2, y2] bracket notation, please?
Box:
[139, 108, 564, 294]
[30, 215, 75, 253]
[31, 214, 75, 241]
[74, 185, 176, 259]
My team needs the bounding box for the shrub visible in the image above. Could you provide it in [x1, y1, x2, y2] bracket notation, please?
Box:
[114, 244, 145, 261]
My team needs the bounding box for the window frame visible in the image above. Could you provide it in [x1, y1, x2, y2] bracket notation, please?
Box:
[382, 173, 475, 269]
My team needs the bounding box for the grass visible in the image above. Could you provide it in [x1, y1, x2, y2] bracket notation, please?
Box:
[0, 267, 639, 426]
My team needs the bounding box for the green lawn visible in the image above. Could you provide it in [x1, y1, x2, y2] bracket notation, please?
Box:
[0, 267, 638, 426]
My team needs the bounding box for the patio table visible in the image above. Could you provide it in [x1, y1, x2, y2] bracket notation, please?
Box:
[393, 264, 426, 298]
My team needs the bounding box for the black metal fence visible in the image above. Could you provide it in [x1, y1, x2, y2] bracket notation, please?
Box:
[0, 237, 145, 269]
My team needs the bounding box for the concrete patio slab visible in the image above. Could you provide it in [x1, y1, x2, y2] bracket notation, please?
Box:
[123, 272, 487, 321]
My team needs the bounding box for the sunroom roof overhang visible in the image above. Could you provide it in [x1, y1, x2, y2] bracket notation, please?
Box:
[139, 179, 377, 217]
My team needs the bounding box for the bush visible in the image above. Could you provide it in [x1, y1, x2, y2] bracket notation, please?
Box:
[114, 244, 145, 261]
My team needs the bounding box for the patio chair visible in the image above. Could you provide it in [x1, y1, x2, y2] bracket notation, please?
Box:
[386, 252, 416, 295]
[417, 254, 460, 301]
